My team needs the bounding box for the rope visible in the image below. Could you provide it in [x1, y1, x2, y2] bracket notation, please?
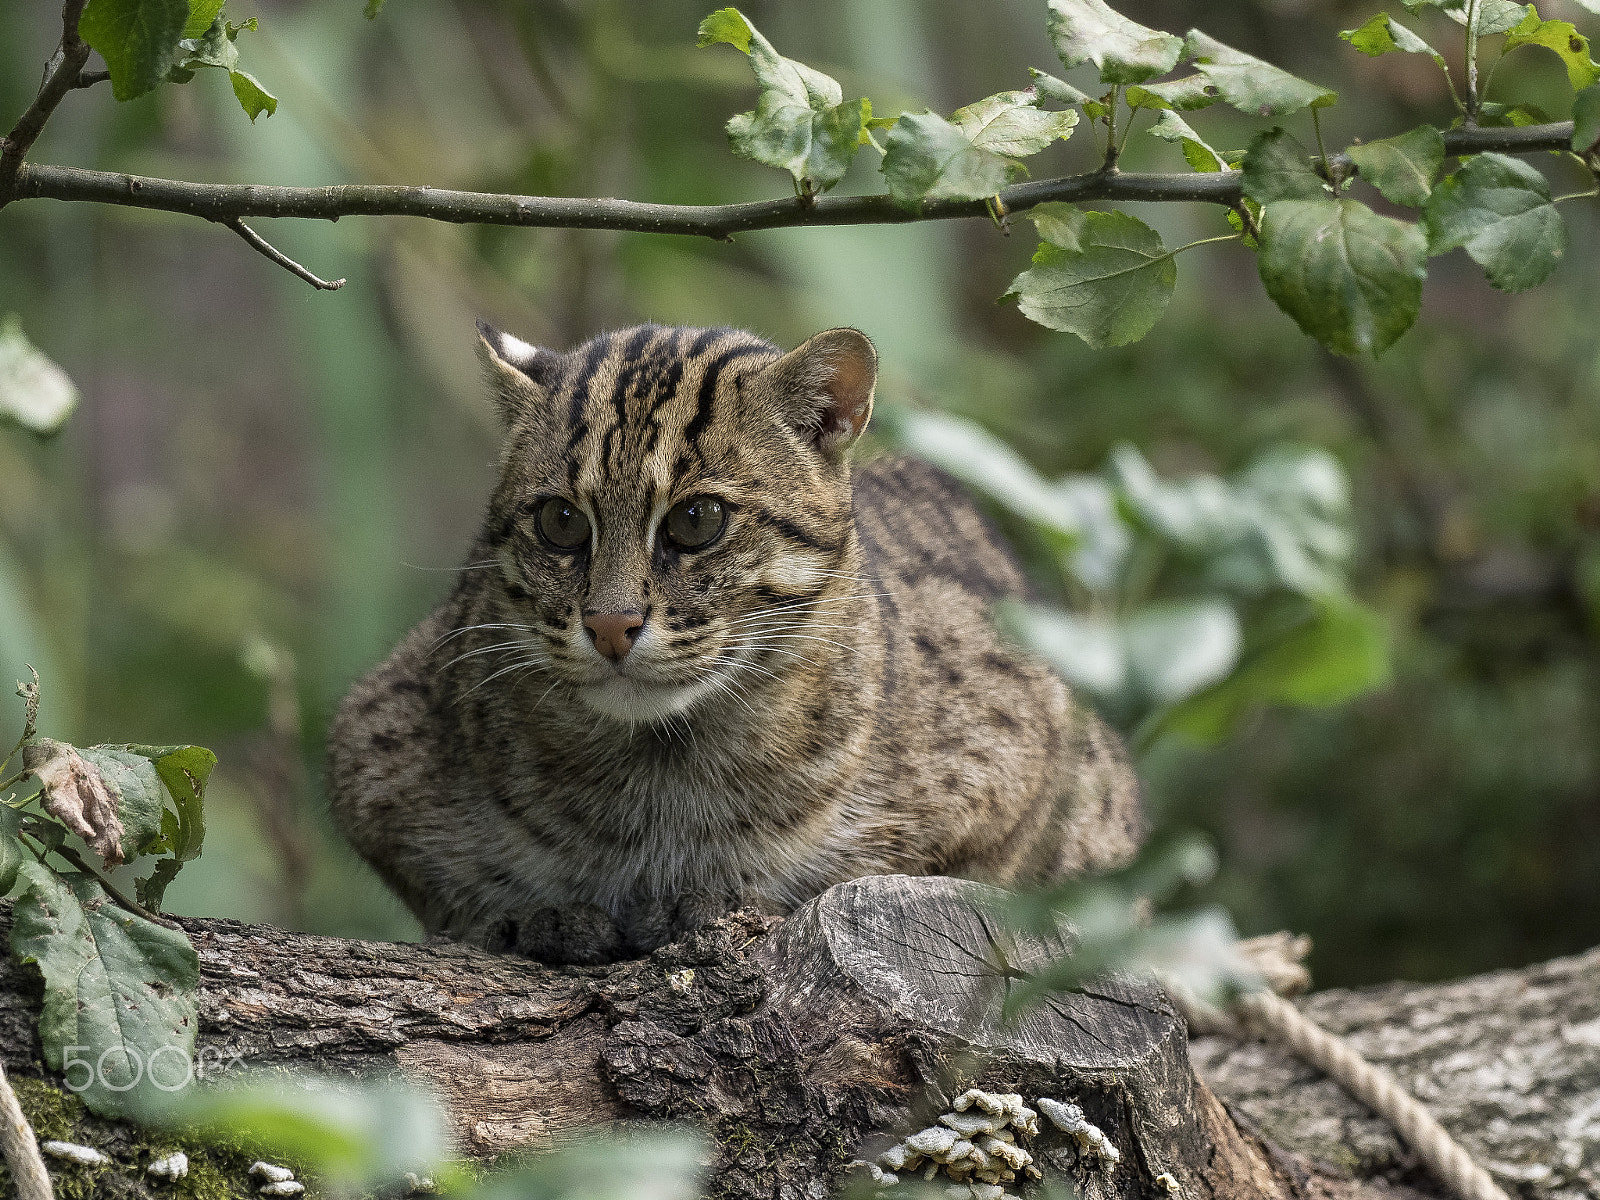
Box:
[1163, 935, 1513, 1200]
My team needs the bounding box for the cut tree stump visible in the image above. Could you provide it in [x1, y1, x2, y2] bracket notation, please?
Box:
[0, 874, 1587, 1200]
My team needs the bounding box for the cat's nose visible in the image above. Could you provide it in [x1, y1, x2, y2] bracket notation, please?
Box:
[584, 611, 646, 663]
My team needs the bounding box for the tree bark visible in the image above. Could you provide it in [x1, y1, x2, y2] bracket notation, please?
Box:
[1192, 944, 1600, 1200]
[0, 875, 1587, 1200]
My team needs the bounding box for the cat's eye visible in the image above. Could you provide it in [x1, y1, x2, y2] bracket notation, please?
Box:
[663, 496, 727, 551]
[536, 497, 591, 550]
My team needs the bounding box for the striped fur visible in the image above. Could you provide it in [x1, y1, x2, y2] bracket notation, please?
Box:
[328, 324, 1143, 961]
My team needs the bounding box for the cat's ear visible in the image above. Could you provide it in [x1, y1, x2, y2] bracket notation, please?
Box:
[476, 319, 560, 425]
[763, 327, 877, 459]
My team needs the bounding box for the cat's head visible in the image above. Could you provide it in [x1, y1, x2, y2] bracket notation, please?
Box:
[473, 322, 876, 723]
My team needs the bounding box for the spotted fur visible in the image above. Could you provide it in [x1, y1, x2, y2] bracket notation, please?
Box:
[328, 323, 1143, 961]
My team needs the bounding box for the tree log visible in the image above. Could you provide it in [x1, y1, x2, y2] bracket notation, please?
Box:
[1193, 944, 1600, 1200]
[0, 875, 1584, 1200]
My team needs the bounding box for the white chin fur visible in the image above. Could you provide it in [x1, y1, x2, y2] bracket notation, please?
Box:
[578, 674, 718, 723]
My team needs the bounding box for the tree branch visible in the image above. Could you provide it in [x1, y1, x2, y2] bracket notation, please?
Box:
[0, 121, 1575, 259]
[225, 218, 346, 290]
[0, 0, 91, 191]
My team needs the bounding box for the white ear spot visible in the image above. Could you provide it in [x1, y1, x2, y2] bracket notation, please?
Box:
[476, 319, 543, 377]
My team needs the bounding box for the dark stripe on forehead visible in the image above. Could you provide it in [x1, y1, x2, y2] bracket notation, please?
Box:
[642, 349, 687, 459]
[602, 326, 662, 470]
[683, 342, 772, 452]
[564, 338, 614, 487]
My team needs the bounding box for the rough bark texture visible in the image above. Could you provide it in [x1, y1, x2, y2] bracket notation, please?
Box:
[1193, 945, 1600, 1200]
[0, 875, 1588, 1200]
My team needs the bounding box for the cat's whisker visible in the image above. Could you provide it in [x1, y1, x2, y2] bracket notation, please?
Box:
[438, 639, 539, 672]
[703, 655, 783, 684]
[457, 655, 549, 701]
[432, 621, 540, 648]
[404, 559, 500, 572]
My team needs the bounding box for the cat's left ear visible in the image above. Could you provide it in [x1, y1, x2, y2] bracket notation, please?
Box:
[763, 327, 877, 459]
[476, 319, 561, 425]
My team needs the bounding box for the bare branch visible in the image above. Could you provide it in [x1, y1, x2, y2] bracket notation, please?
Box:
[0, 0, 92, 192]
[1, 121, 1576, 242]
[73, 68, 109, 90]
[226, 218, 347, 291]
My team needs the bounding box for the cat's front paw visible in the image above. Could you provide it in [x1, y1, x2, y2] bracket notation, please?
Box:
[619, 891, 741, 955]
[489, 901, 626, 966]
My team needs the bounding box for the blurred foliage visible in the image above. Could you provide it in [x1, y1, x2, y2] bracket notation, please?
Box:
[2, 0, 1599, 988]
[155, 1073, 704, 1199]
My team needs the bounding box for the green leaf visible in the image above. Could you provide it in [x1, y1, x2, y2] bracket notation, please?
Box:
[1476, 101, 1551, 126]
[1424, 152, 1565, 292]
[1158, 598, 1390, 743]
[951, 90, 1078, 157]
[1027, 67, 1092, 106]
[1126, 75, 1221, 111]
[1340, 13, 1446, 68]
[10, 865, 199, 1118]
[1000, 598, 1241, 719]
[1122, 601, 1243, 708]
[226, 67, 275, 121]
[363, 0, 386, 16]
[181, 0, 223, 38]
[120, 743, 212, 911]
[1575, 85, 1600, 153]
[473, 1133, 707, 1200]
[0, 315, 79, 437]
[873, 404, 1129, 590]
[166, 15, 277, 122]
[1257, 198, 1427, 357]
[1046, 0, 1184, 85]
[160, 1077, 451, 1188]
[1148, 110, 1225, 172]
[1186, 29, 1338, 116]
[881, 111, 1022, 207]
[0, 803, 25, 895]
[1110, 444, 1355, 598]
[78, 0, 190, 102]
[76, 748, 167, 861]
[1403, 0, 1533, 33]
[696, 7, 752, 51]
[1346, 124, 1445, 207]
[700, 8, 865, 193]
[1006, 209, 1176, 348]
[1503, 11, 1600, 91]
[1242, 127, 1327, 204]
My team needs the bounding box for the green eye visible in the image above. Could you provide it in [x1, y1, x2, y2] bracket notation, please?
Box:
[664, 496, 727, 551]
[536, 497, 590, 550]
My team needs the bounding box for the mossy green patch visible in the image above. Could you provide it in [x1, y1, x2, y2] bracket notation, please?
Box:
[13, 1073, 86, 1141]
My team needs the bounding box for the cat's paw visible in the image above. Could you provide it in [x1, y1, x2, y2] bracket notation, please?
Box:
[619, 891, 741, 954]
[484, 902, 626, 966]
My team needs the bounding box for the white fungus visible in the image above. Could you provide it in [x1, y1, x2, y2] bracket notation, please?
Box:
[940, 1110, 1002, 1138]
[1036, 1097, 1121, 1166]
[250, 1162, 295, 1184]
[41, 1140, 110, 1166]
[259, 1183, 306, 1197]
[147, 1151, 190, 1180]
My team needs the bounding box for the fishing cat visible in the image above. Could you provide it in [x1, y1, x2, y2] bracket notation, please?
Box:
[328, 322, 1143, 964]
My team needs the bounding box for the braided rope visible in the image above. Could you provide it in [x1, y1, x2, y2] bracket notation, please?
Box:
[1232, 990, 1512, 1200]
[1160, 936, 1513, 1200]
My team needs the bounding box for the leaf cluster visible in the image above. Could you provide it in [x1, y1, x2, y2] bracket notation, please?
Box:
[877, 407, 1388, 745]
[701, 0, 1600, 357]
[2, 678, 214, 1119]
[76, 0, 276, 119]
